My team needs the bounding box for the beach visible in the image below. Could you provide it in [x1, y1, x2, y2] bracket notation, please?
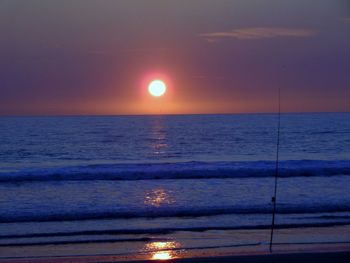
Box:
[1, 247, 349, 263]
[1, 225, 349, 262]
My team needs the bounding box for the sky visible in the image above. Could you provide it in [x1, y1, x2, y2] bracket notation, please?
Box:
[0, 0, 349, 115]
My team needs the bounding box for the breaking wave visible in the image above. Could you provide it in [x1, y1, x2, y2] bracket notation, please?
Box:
[0, 160, 350, 182]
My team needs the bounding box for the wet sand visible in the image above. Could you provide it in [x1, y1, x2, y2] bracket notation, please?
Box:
[0, 250, 349, 263]
[1, 225, 349, 262]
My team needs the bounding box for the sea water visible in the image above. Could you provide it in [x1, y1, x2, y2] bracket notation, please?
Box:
[0, 113, 349, 257]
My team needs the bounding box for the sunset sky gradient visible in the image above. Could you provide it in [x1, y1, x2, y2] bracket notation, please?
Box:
[1, 0, 349, 115]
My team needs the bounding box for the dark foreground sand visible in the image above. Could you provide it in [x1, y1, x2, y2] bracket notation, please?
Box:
[0, 251, 349, 263]
[1, 226, 349, 262]
[119, 251, 350, 263]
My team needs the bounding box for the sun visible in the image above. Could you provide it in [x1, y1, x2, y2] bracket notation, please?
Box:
[148, 80, 167, 97]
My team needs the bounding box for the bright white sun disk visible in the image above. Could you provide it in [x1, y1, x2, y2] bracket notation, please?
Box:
[148, 80, 167, 97]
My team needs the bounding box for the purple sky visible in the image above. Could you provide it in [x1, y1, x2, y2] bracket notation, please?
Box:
[1, 0, 349, 115]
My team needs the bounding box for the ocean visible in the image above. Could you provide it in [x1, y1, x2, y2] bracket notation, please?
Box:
[0, 113, 349, 259]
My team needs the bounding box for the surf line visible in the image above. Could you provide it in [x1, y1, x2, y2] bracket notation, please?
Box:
[269, 87, 281, 253]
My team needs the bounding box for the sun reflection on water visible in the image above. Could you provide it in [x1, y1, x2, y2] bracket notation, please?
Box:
[152, 251, 173, 260]
[149, 117, 168, 156]
[143, 241, 182, 260]
[144, 188, 174, 207]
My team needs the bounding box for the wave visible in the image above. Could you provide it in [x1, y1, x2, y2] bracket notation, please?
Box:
[0, 160, 350, 182]
[3, 239, 350, 249]
[0, 237, 161, 247]
[1, 222, 350, 241]
[2, 204, 350, 223]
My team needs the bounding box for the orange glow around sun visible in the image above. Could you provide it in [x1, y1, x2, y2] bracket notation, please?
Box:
[136, 72, 175, 114]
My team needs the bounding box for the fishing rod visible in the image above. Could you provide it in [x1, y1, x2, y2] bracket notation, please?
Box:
[269, 87, 281, 253]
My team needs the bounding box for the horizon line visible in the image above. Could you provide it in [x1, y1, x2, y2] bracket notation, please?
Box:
[0, 111, 349, 117]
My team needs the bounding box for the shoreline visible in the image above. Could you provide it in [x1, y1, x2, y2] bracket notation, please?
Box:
[1, 248, 349, 263]
[1, 225, 349, 262]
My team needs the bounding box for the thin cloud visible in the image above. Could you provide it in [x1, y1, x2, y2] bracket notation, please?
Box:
[199, 27, 316, 42]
